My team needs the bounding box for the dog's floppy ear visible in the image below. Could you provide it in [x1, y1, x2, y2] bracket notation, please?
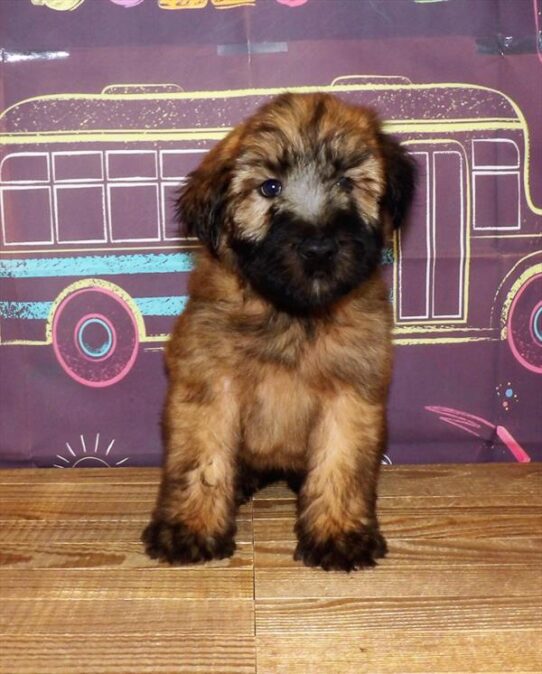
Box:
[176, 151, 232, 257]
[379, 133, 417, 229]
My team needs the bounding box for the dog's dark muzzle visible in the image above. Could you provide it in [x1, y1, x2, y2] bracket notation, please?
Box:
[298, 237, 338, 273]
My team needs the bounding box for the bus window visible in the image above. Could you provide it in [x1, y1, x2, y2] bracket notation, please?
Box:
[106, 151, 160, 242]
[161, 150, 207, 240]
[55, 185, 106, 244]
[160, 150, 207, 181]
[472, 139, 520, 231]
[1, 153, 49, 183]
[1, 186, 53, 245]
[107, 151, 158, 181]
[162, 183, 182, 240]
[0, 153, 53, 245]
[53, 152, 103, 182]
[108, 183, 160, 242]
[53, 152, 106, 243]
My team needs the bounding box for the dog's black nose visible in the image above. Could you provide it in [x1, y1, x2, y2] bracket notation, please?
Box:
[299, 238, 337, 262]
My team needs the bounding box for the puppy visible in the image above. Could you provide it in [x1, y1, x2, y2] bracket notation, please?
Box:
[143, 92, 415, 571]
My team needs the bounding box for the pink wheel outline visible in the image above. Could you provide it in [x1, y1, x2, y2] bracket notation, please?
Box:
[52, 287, 139, 387]
[506, 273, 542, 374]
[74, 313, 118, 363]
[529, 301, 542, 345]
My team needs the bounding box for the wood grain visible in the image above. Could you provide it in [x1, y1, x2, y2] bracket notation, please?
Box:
[1, 598, 254, 636]
[0, 636, 255, 674]
[0, 464, 540, 673]
[0, 482, 252, 520]
[0, 633, 255, 674]
[255, 596, 542, 632]
[0, 517, 253, 544]
[256, 632, 542, 673]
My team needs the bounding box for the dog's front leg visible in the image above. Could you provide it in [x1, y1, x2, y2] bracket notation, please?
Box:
[143, 380, 239, 564]
[295, 393, 388, 572]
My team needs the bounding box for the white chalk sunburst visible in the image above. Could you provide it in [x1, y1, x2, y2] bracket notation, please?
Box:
[54, 434, 129, 468]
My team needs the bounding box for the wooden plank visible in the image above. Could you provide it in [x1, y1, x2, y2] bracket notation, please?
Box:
[256, 535, 542, 566]
[0, 541, 251, 570]
[253, 507, 542, 541]
[0, 483, 252, 520]
[0, 516, 253, 544]
[254, 562, 541, 600]
[255, 596, 542, 633]
[377, 464, 542, 499]
[0, 467, 159, 485]
[379, 506, 542, 540]
[254, 464, 542, 507]
[0, 598, 254, 636]
[0, 636, 255, 674]
[3, 464, 540, 494]
[0, 563, 253, 599]
[0, 539, 252, 570]
[256, 631, 542, 674]
[254, 491, 542, 510]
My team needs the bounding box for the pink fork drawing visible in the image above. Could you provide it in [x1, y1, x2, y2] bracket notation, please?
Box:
[425, 406, 531, 463]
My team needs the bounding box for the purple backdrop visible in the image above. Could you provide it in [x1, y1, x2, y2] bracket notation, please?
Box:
[1, 0, 541, 468]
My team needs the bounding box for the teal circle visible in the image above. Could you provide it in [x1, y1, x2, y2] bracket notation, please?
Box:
[78, 318, 113, 359]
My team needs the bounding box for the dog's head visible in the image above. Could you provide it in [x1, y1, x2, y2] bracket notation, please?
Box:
[178, 92, 416, 314]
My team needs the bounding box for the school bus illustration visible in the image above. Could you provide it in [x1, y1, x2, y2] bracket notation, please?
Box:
[1, 77, 541, 386]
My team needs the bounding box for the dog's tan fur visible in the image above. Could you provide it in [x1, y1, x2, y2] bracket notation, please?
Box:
[143, 92, 415, 570]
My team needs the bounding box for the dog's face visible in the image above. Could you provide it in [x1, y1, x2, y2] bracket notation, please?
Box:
[178, 93, 415, 314]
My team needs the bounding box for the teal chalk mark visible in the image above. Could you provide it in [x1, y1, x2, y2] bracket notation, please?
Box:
[0, 301, 52, 320]
[0, 252, 195, 279]
[381, 248, 394, 265]
[2, 249, 393, 278]
[0, 296, 189, 320]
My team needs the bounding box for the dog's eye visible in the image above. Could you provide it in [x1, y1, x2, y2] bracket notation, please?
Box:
[336, 176, 354, 192]
[259, 179, 282, 198]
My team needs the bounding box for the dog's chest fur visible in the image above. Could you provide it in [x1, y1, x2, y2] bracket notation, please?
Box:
[240, 365, 316, 469]
[167, 253, 393, 469]
[233, 304, 389, 468]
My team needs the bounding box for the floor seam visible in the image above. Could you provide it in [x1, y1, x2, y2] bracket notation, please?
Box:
[251, 498, 258, 674]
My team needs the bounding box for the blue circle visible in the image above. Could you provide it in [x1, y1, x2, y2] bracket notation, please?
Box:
[505, 388, 514, 398]
[533, 306, 542, 343]
[78, 318, 113, 359]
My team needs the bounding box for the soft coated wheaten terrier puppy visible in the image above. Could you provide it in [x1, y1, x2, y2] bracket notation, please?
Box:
[143, 92, 416, 571]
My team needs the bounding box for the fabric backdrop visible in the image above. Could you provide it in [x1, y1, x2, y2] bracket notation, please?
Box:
[0, 0, 541, 467]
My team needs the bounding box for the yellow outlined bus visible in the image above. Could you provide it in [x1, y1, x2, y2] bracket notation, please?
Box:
[1, 77, 541, 386]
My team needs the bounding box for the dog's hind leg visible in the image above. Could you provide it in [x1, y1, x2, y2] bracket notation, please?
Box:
[142, 379, 240, 565]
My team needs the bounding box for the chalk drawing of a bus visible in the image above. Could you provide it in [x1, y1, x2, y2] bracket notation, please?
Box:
[1, 78, 541, 387]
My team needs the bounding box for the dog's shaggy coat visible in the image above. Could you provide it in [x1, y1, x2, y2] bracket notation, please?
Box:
[143, 92, 416, 571]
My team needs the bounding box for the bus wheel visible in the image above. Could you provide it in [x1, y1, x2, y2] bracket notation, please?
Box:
[506, 272, 542, 374]
[52, 285, 139, 387]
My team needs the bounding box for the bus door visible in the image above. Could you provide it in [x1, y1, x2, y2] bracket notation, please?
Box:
[396, 141, 468, 324]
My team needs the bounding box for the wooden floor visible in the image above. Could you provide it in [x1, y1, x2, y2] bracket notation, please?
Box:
[0, 464, 541, 674]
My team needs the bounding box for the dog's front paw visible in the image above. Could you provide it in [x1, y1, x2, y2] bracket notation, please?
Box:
[142, 519, 236, 565]
[294, 524, 387, 572]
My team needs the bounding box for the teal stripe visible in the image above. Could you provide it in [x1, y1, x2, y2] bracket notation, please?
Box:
[0, 252, 195, 279]
[2, 250, 391, 278]
[0, 296, 189, 320]
[0, 301, 52, 320]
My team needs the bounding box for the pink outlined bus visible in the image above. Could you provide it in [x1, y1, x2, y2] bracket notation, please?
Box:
[1, 78, 541, 386]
